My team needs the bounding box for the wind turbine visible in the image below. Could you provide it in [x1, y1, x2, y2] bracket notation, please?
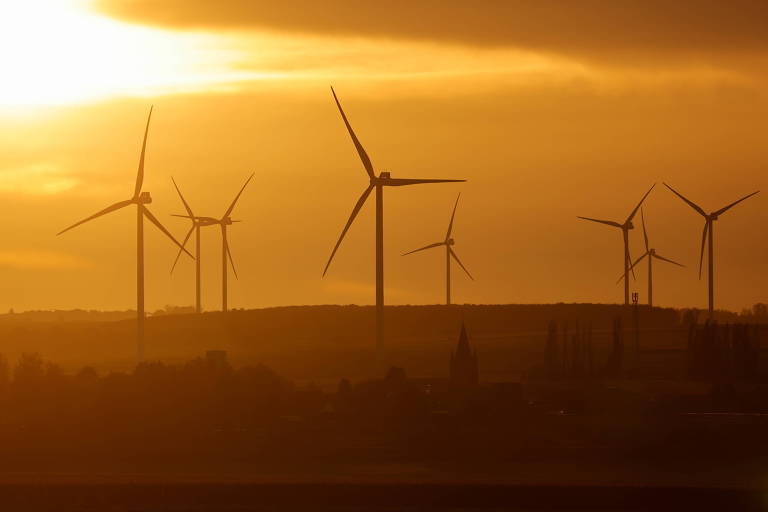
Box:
[578, 184, 655, 305]
[402, 194, 473, 305]
[664, 183, 759, 316]
[616, 208, 684, 307]
[170, 177, 204, 313]
[57, 107, 193, 361]
[323, 87, 465, 358]
[175, 173, 254, 312]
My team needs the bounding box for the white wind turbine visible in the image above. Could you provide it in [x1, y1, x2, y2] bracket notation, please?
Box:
[170, 177, 204, 313]
[402, 194, 473, 305]
[173, 173, 254, 312]
[616, 208, 684, 307]
[578, 184, 655, 305]
[664, 182, 758, 316]
[58, 107, 192, 361]
[323, 87, 465, 358]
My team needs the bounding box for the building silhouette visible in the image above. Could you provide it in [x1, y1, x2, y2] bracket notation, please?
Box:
[450, 322, 478, 388]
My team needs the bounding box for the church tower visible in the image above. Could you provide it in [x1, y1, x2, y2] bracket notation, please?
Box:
[450, 322, 479, 388]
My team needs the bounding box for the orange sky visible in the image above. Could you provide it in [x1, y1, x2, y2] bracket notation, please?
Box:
[0, 0, 767, 313]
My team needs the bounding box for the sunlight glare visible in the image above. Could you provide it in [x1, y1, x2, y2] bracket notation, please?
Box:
[0, 0, 265, 108]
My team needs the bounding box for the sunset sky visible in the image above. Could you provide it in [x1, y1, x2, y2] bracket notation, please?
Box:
[1, 0, 767, 313]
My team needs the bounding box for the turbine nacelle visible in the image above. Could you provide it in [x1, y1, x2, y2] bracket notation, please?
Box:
[137, 191, 152, 204]
[446, 238, 455, 246]
[371, 171, 391, 184]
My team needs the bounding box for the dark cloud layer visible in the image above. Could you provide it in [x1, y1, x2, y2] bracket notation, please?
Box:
[99, 1, 768, 62]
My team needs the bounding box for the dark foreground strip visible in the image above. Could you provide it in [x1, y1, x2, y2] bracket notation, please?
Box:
[0, 483, 763, 511]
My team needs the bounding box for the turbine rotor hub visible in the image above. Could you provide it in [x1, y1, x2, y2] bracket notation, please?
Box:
[447, 238, 455, 245]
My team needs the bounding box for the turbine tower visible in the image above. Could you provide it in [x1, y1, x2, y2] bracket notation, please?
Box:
[323, 87, 465, 359]
[578, 184, 655, 305]
[176, 173, 254, 312]
[664, 182, 759, 316]
[616, 208, 684, 307]
[402, 194, 473, 305]
[58, 107, 193, 361]
[170, 177, 203, 313]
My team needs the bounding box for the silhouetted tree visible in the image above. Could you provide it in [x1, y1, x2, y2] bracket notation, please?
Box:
[14, 352, 44, 388]
[338, 378, 351, 395]
[0, 354, 9, 393]
[545, 320, 559, 378]
[606, 317, 624, 376]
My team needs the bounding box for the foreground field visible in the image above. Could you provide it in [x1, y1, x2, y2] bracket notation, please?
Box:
[0, 482, 764, 511]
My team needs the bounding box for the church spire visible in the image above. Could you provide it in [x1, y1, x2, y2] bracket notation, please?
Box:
[450, 321, 478, 388]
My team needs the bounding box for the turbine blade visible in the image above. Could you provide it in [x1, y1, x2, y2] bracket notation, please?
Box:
[224, 231, 238, 280]
[698, 221, 709, 280]
[57, 199, 133, 235]
[323, 184, 374, 276]
[330, 86, 375, 179]
[224, 172, 255, 219]
[446, 193, 461, 240]
[171, 177, 194, 217]
[577, 216, 622, 228]
[402, 241, 443, 256]
[134, 106, 153, 199]
[713, 190, 759, 217]
[625, 183, 655, 224]
[653, 252, 685, 267]
[616, 251, 649, 284]
[627, 247, 636, 281]
[664, 182, 706, 217]
[143, 206, 194, 258]
[640, 207, 649, 252]
[449, 248, 473, 280]
[171, 214, 219, 228]
[170, 225, 195, 274]
[386, 178, 465, 186]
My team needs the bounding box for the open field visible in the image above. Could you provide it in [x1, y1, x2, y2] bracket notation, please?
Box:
[0, 482, 765, 511]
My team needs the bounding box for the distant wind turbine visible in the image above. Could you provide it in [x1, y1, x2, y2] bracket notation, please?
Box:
[664, 182, 759, 316]
[175, 173, 254, 312]
[616, 207, 684, 307]
[170, 177, 203, 313]
[402, 194, 473, 305]
[578, 184, 655, 305]
[57, 107, 193, 361]
[323, 86, 465, 358]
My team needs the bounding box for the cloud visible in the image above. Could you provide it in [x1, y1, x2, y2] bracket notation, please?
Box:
[0, 250, 90, 270]
[0, 164, 79, 195]
[96, 1, 768, 66]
